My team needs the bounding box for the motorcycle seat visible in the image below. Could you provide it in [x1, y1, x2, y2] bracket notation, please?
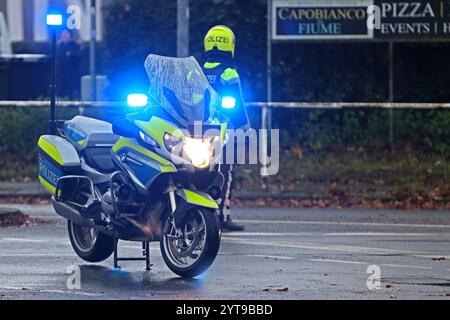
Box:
[64, 116, 119, 151]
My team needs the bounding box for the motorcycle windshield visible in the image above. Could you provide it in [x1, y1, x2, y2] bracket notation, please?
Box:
[144, 54, 219, 126]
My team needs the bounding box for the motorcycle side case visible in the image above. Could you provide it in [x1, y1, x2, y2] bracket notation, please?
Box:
[37, 135, 81, 194]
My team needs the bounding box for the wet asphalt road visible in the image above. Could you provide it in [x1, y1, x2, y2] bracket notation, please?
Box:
[0, 204, 450, 300]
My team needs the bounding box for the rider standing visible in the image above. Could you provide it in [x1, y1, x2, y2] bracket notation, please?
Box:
[202, 25, 249, 232]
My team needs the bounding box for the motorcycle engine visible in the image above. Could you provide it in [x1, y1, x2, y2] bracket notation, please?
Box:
[101, 184, 134, 215]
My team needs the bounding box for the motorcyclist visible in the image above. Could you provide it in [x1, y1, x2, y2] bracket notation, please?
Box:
[202, 25, 249, 232]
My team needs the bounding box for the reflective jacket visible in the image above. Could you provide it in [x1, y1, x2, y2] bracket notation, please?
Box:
[202, 61, 250, 130]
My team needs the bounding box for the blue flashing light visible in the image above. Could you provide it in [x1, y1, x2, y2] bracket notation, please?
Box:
[127, 94, 148, 107]
[46, 14, 63, 26]
[221, 96, 236, 109]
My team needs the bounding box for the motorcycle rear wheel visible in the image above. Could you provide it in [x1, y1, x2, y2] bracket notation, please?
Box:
[67, 220, 115, 263]
[160, 209, 221, 278]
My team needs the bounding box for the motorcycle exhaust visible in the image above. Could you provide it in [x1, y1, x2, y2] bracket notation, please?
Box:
[51, 197, 95, 228]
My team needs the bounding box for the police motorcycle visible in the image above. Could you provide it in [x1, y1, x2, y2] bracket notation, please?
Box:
[37, 55, 237, 278]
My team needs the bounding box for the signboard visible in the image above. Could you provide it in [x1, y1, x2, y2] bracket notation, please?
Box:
[372, 0, 450, 39]
[272, 0, 450, 41]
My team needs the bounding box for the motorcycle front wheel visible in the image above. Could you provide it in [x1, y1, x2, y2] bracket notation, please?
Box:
[160, 208, 221, 278]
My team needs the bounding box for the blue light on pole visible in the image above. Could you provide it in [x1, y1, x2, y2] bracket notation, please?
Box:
[127, 94, 149, 107]
[221, 96, 236, 109]
[46, 14, 63, 26]
[46, 12, 63, 135]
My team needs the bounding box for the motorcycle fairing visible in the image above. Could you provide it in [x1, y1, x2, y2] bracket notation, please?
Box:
[177, 189, 219, 209]
[171, 189, 218, 229]
[134, 116, 184, 147]
[112, 137, 176, 191]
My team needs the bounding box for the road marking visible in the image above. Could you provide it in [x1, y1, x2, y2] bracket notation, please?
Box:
[309, 258, 433, 270]
[227, 232, 444, 237]
[310, 258, 366, 265]
[225, 237, 450, 261]
[120, 245, 159, 251]
[222, 237, 436, 256]
[220, 253, 294, 260]
[0, 253, 75, 257]
[0, 287, 105, 297]
[1, 238, 47, 243]
[324, 232, 443, 237]
[247, 254, 294, 260]
[236, 219, 450, 229]
[0, 238, 72, 245]
[381, 263, 432, 270]
[39, 289, 105, 297]
[0, 286, 37, 291]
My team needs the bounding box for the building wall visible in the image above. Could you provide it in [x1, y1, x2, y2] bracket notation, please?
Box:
[0, 0, 104, 42]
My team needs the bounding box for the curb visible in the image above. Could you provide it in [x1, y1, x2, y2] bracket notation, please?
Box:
[0, 207, 22, 221]
[2, 183, 446, 202]
[0, 184, 328, 200]
[0, 182, 49, 198]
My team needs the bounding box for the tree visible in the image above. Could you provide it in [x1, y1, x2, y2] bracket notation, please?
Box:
[103, 0, 176, 100]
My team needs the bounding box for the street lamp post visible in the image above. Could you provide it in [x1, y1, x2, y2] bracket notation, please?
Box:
[46, 13, 63, 135]
[90, 0, 97, 102]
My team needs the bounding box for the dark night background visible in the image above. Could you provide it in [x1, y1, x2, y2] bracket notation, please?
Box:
[2, 0, 449, 156]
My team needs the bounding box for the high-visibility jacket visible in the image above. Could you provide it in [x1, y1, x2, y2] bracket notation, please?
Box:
[202, 60, 250, 130]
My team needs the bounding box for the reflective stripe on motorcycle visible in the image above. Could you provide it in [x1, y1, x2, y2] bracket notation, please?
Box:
[179, 189, 219, 209]
[39, 176, 56, 194]
[38, 137, 63, 165]
[112, 137, 176, 172]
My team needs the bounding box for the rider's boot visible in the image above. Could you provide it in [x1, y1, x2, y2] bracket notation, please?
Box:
[220, 206, 245, 232]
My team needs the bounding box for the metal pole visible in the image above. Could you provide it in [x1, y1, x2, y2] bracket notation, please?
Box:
[388, 41, 394, 150]
[261, 0, 272, 182]
[90, 0, 97, 101]
[177, 0, 189, 57]
[266, 0, 272, 130]
[50, 28, 57, 135]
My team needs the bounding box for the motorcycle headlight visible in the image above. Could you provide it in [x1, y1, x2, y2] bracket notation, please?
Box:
[183, 137, 212, 169]
[163, 133, 182, 152]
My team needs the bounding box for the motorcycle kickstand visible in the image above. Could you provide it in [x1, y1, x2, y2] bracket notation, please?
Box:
[143, 242, 152, 271]
[113, 239, 152, 271]
[113, 239, 120, 269]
